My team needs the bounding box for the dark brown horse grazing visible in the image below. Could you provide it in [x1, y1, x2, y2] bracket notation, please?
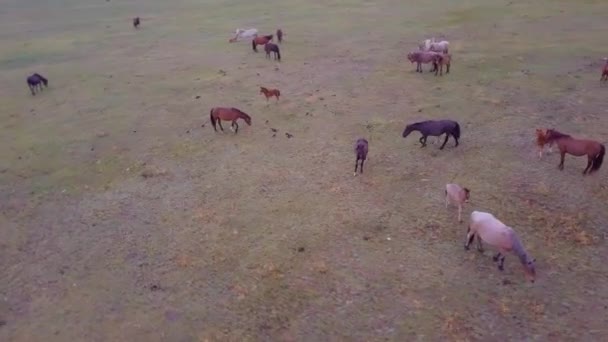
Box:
[27, 73, 48, 95]
[260, 86, 280, 101]
[354, 138, 369, 176]
[407, 51, 443, 75]
[601, 58, 608, 84]
[209, 107, 252, 134]
[264, 43, 281, 61]
[133, 17, 140, 29]
[545, 129, 605, 175]
[402, 120, 460, 149]
[277, 29, 283, 43]
[252, 34, 273, 52]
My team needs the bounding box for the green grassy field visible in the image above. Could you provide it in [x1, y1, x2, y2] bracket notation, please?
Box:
[1, 0, 608, 340]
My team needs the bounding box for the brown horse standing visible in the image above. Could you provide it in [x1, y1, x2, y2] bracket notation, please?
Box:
[252, 34, 273, 52]
[260, 87, 280, 101]
[133, 17, 140, 29]
[277, 29, 283, 43]
[601, 58, 608, 84]
[209, 107, 252, 134]
[545, 129, 605, 175]
[264, 43, 281, 61]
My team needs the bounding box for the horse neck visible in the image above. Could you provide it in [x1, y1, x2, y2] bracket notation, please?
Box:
[510, 232, 529, 265]
[403, 125, 416, 137]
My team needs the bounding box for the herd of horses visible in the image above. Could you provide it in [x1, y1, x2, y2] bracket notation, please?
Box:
[23, 21, 608, 284]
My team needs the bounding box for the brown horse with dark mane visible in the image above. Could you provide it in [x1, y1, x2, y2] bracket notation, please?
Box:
[260, 87, 280, 101]
[545, 129, 605, 175]
[210, 107, 252, 134]
[252, 34, 273, 52]
[277, 29, 283, 43]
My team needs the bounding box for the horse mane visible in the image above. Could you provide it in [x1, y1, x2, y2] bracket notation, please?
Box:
[547, 129, 571, 141]
[265, 34, 273, 40]
[230, 108, 250, 119]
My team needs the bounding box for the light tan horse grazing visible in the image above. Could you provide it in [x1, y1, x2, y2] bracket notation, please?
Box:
[465, 211, 536, 283]
[445, 183, 470, 222]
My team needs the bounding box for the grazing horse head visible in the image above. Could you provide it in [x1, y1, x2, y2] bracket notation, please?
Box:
[407, 53, 415, 63]
[521, 255, 536, 283]
[402, 123, 416, 137]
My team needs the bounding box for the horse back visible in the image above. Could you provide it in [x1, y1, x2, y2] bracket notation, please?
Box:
[471, 211, 513, 250]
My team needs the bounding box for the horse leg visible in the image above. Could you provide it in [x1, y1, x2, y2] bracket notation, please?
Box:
[419, 136, 427, 147]
[439, 134, 449, 150]
[497, 255, 506, 271]
[29, 84, 35, 95]
[492, 252, 502, 262]
[234, 121, 239, 134]
[558, 151, 565, 170]
[476, 235, 484, 253]
[464, 227, 475, 250]
[360, 158, 365, 174]
[452, 133, 459, 147]
[583, 156, 593, 175]
[218, 120, 225, 132]
[458, 204, 463, 223]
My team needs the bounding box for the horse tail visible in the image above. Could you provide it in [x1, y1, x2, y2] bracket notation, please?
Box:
[210, 108, 217, 130]
[453, 122, 461, 139]
[591, 144, 605, 172]
[252, 39, 256, 51]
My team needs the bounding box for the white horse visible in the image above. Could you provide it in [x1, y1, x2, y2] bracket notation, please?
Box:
[465, 211, 536, 282]
[419, 38, 449, 53]
[231, 28, 258, 42]
[429, 40, 449, 53]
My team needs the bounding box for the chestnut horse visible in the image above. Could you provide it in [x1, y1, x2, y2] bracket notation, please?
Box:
[252, 34, 273, 52]
[545, 129, 605, 175]
[535, 128, 553, 159]
[209, 107, 252, 134]
[260, 87, 280, 101]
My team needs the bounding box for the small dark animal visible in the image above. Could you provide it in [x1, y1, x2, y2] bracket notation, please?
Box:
[402, 120, 460, 149]
[209, 107, 252, 134]
[26, 73, 48, 96]
[544, 129, 605, 175]
[260, 86, 280, 101]
[133, 17, 140, 29]
[252, 34, 273, 52]
[264, 43, 281, 61]
[354, 138, 369, 176]
[285, 132, 293, 138]
[277, 29, 283, 43]
[431, 53, 451, 75]
[601, 58, 608, 84]
[407, 51, 443, 75]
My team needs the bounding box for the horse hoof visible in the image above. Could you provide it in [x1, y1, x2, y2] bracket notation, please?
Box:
[498, 265, 504, 271]
[464, 245, 470, 251]
[353, 172, 357, 177]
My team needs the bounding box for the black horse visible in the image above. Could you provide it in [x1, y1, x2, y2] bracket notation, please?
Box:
[402, 119, 460, 149]
[264, 43, 281, 61]
[26, 73, 48, 96]
[133, 17, 140, 28]
[354, 138, 369, 175]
